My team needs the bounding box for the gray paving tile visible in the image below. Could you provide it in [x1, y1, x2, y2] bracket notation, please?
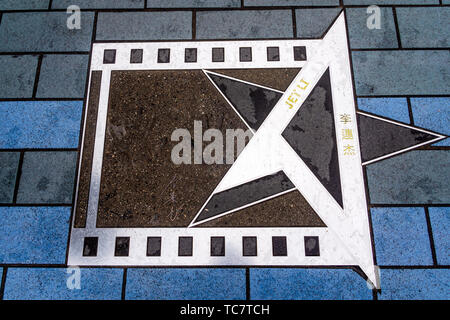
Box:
[245, 0, 339, 5]
[96, 12, 192, 41]
[366, 151, 450, 204]
[0, 12, 94, 52]
[197, 10, 293, 39]
[0, 152, 20, 204]
[0, 0, 49, 10]
[295, 8, 341, 38]
[17, 151, 78, 204]
[147, 0, 240, 7]
[344, 0, 438, 4]
[0, 55, 38, 98]
[352, 50, 450, 96]
[346, 7, 397, 49]
[36, 55, 89, 98]
[52, 0, 144, 9]
[397, 7, 450, 48]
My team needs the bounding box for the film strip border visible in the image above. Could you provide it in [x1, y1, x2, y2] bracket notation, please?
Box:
[90, 40, 322, 71]
[68, 228, 355, 267]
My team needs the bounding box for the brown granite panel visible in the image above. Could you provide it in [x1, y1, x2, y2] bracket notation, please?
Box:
[209, 68, 301, 92]
[97, 70, 248, 227]
[74, 71, 102, 228]
[198, 190, 326, 228]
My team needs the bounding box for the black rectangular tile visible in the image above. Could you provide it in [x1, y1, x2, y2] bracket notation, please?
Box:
[267, 46, 280, 61]
[304, 236, 320, 256]
[103, 49, 116, 64]
[294, 46, 307, 61]
[130, 49, 143, 64]
[210, 236, 225, 256]
[239, 47, 252, 62]
[243, 236, 257, 257]
[212, 47, 224, 62]
[82, 237, 98, 257]
[178, 236, 193, 256]
[146, 237, 161, 256]
[114, 237, 130, 257]
[185, 48, 197, 63]
[157, 48, 170, 63]
[272, 236, 287, 256]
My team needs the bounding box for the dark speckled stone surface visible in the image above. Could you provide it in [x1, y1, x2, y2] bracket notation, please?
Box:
[95, 70, 247, 227]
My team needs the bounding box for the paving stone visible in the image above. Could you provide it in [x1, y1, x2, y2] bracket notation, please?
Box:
[428, 207, 450, 265]
[0, 0, 49, 10]
[378, 269, 449, 300]
[0, 12, 94, 52]
[250, 268, 372, 300]
[0, 55, 38, 98]
[397, 7, 449, 48]
[0, 152, 20, 203]
[52, 0, 144, 9]
[295, 8, 341, 38]
[371, 207, 433, 266]
[96, 12, 192, 41]
[410, 98, 449, 146]
[125, 268, 246, 300]
[344, 0, 438, 4]
[147, 0, 240, 7]
[357, 98, 410, 123]
[346, 7, 397, 49]
[366, 151, 450, 204]
[17, 151, 78, 204]
[0, 101, 82, 149]
[36, 55, 89, 98]
[4, 268, 123, 300]
[0, 207, 70, 264]
[245, 0, 339, 5]
[196, 10, 293, 39]
[352, 50, 450, 96]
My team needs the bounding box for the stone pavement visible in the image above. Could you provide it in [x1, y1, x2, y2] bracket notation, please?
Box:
[0, 0, 449, 300]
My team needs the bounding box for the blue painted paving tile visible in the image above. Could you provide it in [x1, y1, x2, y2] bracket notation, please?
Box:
[295, 8, 341, 38]
[367, 151, 450, 204]
[147, 0, 240, 7]
[126, 268, 246, 300]
[346, 7, 397, 49]
[0, 101, 82, 149]
[352, 50, 450, 96]
[357, 98, 410, 123]
[371, 207, 433, 266]
[17, 151, 78, 204]
[0, 12, 94, 52]
[52, 0, 144, 9]
[96, 12, 192, 41]
[0, 0, 49, 10]
[410, 98, 450, 147]
[397, 7, 450, 48]
[0, 152, 20, 204]
[250, 268, 372, 300]
[0, 55, 38, 98]
[4, 268, 123, 300]
[36, 55, 89, 99]
[0, 207, 70, 264]
[429, 207, 450, 266]
[378, 269, 449, 300]
[197, 10, 293, 39]
[245, 0, 339, 5]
